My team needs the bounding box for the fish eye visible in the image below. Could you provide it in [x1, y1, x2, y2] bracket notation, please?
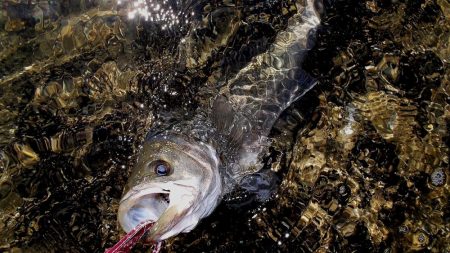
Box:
[151, 160, 172, 176]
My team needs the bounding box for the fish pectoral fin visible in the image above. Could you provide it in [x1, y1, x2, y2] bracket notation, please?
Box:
[239, 169, 279, 201]
[212, 95, 235, 133]
[211, 95, 253, 153]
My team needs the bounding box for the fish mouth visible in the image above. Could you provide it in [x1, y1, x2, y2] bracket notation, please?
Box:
[118, 183, 197, 241]
[118, 186, 173, 233]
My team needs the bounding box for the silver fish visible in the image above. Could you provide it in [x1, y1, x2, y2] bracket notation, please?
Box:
[118, 0, 322, 241]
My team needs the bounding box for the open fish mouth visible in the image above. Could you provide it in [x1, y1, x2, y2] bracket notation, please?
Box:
[129, 193, 170, 223]
[118, 181, 207, 241]
[118, 187, 172, 233]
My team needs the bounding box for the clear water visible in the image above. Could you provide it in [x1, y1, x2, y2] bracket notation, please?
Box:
[0, 1, 448, 252]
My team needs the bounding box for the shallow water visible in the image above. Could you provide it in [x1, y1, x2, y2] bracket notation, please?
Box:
[0, 0, 448, 252]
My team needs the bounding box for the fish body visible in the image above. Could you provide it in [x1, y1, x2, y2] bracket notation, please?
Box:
[118, 0, 322, 241]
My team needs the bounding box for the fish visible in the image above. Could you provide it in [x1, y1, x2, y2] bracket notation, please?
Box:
[117, 0, 322, 242]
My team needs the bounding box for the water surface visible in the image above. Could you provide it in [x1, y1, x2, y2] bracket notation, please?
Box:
[0, 0, 449, 252]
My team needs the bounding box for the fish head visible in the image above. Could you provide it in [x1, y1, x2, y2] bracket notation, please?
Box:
[118, 134, 222, 241]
